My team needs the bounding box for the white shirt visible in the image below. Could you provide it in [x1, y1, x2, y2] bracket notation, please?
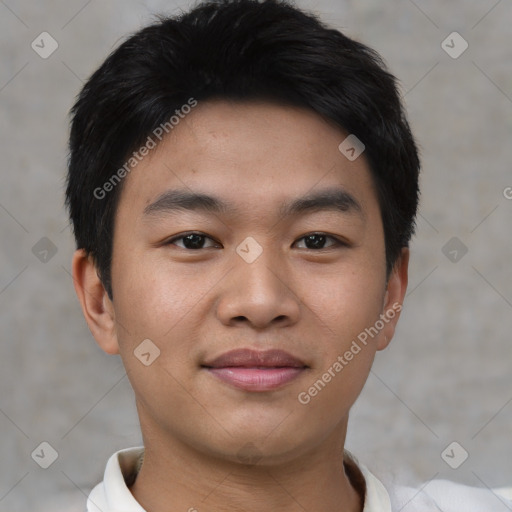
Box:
[87, 447, 512, 512]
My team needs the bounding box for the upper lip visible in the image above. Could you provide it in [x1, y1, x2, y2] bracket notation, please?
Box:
[202, 349, 307, 368]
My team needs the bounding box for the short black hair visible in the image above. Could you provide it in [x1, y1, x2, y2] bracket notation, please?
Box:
[65, 0, 420, 301]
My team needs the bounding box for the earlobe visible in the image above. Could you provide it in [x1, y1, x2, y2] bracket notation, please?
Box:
[71, 249, 120, 355]
[376, 248, 409, 351]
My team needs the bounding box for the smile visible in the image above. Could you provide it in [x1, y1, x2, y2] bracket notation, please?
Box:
[202, 348, 309, 391]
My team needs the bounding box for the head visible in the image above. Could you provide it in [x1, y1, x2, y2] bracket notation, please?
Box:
[66, 0, 419, 465]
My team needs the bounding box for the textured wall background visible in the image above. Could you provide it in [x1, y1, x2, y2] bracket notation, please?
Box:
[0, 1, 511, 510]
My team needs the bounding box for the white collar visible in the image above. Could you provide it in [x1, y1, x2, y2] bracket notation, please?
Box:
[87, 447, 512, 512]
[87, 447, 146, 512]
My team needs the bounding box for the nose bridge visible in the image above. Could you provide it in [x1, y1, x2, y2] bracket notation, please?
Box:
[215, 236, 300, 328]
[235, 235, 287, 299]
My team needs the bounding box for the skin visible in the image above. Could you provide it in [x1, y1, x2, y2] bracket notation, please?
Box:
[72, 100, 409, 512]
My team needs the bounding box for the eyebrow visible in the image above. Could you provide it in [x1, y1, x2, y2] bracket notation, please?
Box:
[142, 187, 363, 221]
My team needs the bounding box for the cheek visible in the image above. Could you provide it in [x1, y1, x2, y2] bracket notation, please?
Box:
[296, 271, 383, 409]
[110, 252, 221, 398]
[296, 257, 386, 407]
[303, 261, 386, 339]
[110, 258, 206, 408]
[111, 251, 203, 342]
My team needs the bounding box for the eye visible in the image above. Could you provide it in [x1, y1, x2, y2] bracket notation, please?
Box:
[164, 231, 346, 251]
[294, 233, 345, 250]
[165, 232, 220, 250]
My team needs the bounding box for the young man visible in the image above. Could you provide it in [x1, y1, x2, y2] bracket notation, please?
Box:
[65, 0, 512, 510]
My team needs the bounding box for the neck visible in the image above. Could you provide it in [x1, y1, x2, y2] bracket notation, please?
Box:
[129, 417, 364, 512]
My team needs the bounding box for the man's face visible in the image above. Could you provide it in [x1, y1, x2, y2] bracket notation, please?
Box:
[90, 100, 406, 464]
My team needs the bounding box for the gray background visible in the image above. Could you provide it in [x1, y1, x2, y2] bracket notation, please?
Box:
[1, 0, 511, 510]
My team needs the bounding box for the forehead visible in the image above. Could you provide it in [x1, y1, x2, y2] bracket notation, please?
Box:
[116, 100, 377, 224]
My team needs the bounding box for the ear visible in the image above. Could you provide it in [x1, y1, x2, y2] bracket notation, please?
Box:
[71, 249, 119, 355]
[376, 247, 409, 351]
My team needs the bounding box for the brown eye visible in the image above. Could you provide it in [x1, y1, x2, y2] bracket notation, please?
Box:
[294, 233, 344, 250]
[166, 232, 220, 250]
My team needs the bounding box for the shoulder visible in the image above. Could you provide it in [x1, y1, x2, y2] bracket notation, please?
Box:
[346, 452, 512, 512]
[390, 477, 512, 511]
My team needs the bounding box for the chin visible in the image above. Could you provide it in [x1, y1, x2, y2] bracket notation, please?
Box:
[209, 429, 317, 467]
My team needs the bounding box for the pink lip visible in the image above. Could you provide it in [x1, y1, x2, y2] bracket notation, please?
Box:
[203, 348, 306, 368]
[206, 367, 306, 391]
[202, 349, 308, 391]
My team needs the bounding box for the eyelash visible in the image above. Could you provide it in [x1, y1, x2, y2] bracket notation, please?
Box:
[164, 231, 347, 250]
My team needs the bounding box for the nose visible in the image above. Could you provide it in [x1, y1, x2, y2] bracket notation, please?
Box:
[215, 245, 301, 330]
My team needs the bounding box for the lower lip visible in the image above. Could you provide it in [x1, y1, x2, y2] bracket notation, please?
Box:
[205, 367, 306, 391]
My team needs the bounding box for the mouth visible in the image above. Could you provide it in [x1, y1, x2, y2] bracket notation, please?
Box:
[201, 348, 309, 392]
